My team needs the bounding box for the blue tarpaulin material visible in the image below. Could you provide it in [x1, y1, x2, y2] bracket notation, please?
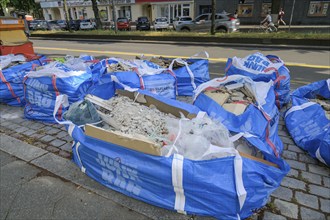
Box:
[225, 52, 290, 108]
[0, 56, 47, 106]
[96, 58, 177, 99]
[24, 60, 93, 123]
[54, 89, 289, 220]
[193, 75, 283, 158]
[168, 55, 210, 96]
[285, 79, 330, 166]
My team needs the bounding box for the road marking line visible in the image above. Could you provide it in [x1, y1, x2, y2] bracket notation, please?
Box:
[35, 46, 330, 69]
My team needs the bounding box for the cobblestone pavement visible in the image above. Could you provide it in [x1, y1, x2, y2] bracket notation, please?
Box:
[0, 103, 329, 220]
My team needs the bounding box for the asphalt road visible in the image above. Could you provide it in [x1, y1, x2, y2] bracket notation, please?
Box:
[31, 39, 330, 89]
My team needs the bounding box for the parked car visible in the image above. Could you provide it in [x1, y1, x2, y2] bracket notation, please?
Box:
[69, 20, 81, 31]
[173, 16, 192, 30]
[116, 17, 130, 31]
[56, 20, 67, 30]
[47, 20, 63, 30]
[28, 20, 42, 30]
[31, 20, 52, 31]
[80, 19, 96, 30]
[136, 16, 150, 31]
[175, 13, 240, 33]
[153, 17, 169, 31]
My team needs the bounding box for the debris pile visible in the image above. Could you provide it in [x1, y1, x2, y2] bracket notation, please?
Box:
[204, 83, 256, 116]
[84, 94, 263, 161]
[136, 55, 193, 69]
[310, 96, 330, 120]
[87, 95, 176, 146]
[106, 62, 132, 73]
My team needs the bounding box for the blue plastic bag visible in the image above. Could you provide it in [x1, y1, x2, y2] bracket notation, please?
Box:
[193, 75, 283, 158]
[0, 55, 47, 106]
[225, 52, 290, 108]
[96, 58, 177, 99]
[24, 62, 93, 122]
[167, 52, 210, 96]
[285, 79, 330, 166]
[54, 90, 289, 219]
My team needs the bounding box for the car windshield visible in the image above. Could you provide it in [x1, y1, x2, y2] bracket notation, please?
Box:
[48, 21, 57, 24]
[156, 18, 167, 22]
[117, 18, 128, 22]
[138, 17, 148, 22]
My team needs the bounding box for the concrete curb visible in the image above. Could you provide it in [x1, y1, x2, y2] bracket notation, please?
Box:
[0, 134, 198, 220]
[30, 34, 330, 49]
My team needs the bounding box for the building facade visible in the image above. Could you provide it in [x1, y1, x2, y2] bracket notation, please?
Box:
[194, 0, 330, 25]
[35, 0, 330, 24]
[35, 0, 194, 22]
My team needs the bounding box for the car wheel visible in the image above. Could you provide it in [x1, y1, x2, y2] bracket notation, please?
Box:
[217, 27, 227, 33]
[180, 27, 190, 32]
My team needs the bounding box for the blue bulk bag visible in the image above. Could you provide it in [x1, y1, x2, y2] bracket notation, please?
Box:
[167, 52, 210, 96]
[24, 62, 93, 123]
[102, 58, 177, 99]
[285, 79, 330, 166]
[193, 75, 283, 158]
[54, 89, 289, 220]
[88, 73, 115, 100]
[225, 52, 290, 108]
[0, 55, 47, 106]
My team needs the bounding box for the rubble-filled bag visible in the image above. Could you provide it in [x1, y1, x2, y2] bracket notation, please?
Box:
[88, 73, 115, 100]
[107, 58, 177, 99]
[24, 62, 92, 123]
[168, 52, 210, 96]
[193, 75, 283, 157]
[225, 52, 290, 108]
[0, 55, 47, 106]
[54, 90, 289, 220]
[285, 79, 330, 166]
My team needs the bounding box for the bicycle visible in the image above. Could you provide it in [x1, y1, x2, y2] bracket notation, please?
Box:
[257, 22, 277, 33]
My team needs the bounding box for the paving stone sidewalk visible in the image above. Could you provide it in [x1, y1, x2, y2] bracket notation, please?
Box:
[0, 150, 150, 220]
[0, 103, 329, 220]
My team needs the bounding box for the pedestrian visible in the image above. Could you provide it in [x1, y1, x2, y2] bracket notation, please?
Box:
[234, 10, 238, 19]
[278, 8, 286, 26]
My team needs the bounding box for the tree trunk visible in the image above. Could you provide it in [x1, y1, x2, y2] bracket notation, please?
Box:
[63, 0, 72, 32]
[271, 0, 281, 24]
[91, 0, 102, 30]
[111, 0, 117, 32]
[211, 0, 216, 35]
[0, 4, 5, 16]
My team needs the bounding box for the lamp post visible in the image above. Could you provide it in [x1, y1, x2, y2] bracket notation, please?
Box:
[288, 0, 296, 32]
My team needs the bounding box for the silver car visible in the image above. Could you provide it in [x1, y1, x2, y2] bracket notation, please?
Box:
[153, 17, 169, 31]
[175, 13, 240, 33]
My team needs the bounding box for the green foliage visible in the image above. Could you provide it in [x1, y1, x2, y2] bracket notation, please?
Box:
[0, 0, 10, 8]
[8, 0, 43, 18]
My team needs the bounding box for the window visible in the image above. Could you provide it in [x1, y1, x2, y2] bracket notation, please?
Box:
[200, 5, 212, 14]
[183, 8, 189, 16]
[180, 17, 192, 21]
[215, 15, 224, 19]
[308, 1, 329, 17]
[195, 14, 209, 22]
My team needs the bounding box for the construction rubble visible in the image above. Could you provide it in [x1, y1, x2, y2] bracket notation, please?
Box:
[136, 55, 193, 69]
[204, 83, 256, 116]
[73, 93, 264, 161]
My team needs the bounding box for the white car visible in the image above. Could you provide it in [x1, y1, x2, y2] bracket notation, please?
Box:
[80, 19, 96, 30]
[173, 16, 192, 30]
[153, 17, 169, 31]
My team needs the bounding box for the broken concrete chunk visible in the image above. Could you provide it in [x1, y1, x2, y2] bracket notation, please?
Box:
[205, 91, 230, 106]
[222, 103, 248, 116]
